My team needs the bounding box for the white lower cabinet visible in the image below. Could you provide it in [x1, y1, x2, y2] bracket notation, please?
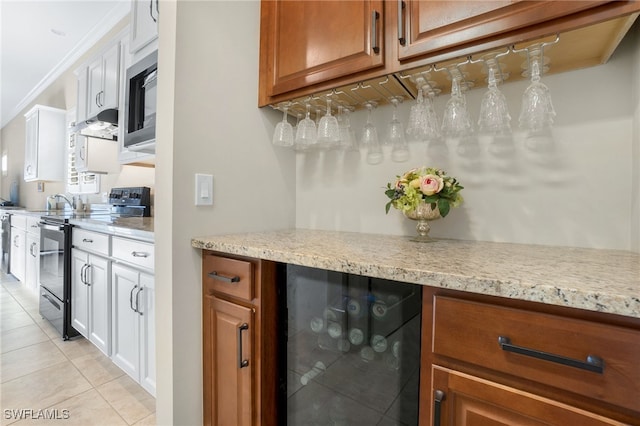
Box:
[25, 232, 39, 294]
[111, 262, 155, 396]
[71, 248, 111, 356]
[10, 215, 27, 282]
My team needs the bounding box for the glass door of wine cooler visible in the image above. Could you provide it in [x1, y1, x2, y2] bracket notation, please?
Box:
[284, 265, 422, 425]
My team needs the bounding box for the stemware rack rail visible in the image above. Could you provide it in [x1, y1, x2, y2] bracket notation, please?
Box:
[268, 17, 612, 120]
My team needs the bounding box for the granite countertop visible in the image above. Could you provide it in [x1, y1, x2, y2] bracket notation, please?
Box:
[69, 217, 154, 242]
[192, 229, 640, 319]
[4, 208, 154, 242]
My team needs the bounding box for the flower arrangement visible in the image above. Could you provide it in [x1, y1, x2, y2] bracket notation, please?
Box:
[385, 167, 464, 217]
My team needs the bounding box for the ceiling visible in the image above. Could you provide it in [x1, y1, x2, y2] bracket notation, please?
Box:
[0, 0, 130, 128]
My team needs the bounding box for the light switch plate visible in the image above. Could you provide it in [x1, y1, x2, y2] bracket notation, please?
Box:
[195, 173, 213, 206]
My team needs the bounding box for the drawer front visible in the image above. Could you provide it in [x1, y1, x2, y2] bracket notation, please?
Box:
[72, 228, 110, 256]
[203, 254, 253, 301]
[10, 214, 27, 230]
[433, 296, 640, 412]
[112, 236, 154, 270]
[26, 216, 41, 234]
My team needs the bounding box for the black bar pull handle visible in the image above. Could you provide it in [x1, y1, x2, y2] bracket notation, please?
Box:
[398, 1, 406, 45]
[237, 323, 249, 369]
[208, 271, 240, 283]
[433, 389, 445, 426]
[498, 336, 604, 374]
[371, 10, 380, 54]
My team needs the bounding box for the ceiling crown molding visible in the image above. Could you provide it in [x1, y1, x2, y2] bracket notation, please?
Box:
[2, 1, 131, 128]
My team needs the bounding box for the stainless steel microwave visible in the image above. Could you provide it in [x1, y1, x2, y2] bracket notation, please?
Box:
[124, 50, 157, 153]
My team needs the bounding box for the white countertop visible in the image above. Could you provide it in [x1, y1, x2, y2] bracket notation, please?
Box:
[192, 229, 640, 319]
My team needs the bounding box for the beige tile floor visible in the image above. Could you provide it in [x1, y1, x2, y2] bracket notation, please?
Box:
[1, 273, 155, 425]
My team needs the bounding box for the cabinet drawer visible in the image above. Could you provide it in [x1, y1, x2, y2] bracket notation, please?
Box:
[112, 237, 154, 270]
[73, 229, 110, 256]
[432, 296, 640, 412]
[10, 214, 27, 230]
[26, 216, 41, 234]
[203, 254, 253, 301]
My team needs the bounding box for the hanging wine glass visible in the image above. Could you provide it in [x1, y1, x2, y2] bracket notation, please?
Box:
[337, 105, 357, 151]
[442, 77, 473, 139]
[317, 98, 340, 148]
[422, 88, 442, 143]
[294, 104, 317, 150]
[387, 97, 409, 162]
[478, 67, 511, 135]
[360, 102, 382, 165]
[406, 78, 427, 141]
[519, 58, 556, 134]
[272, 103, 294, 147]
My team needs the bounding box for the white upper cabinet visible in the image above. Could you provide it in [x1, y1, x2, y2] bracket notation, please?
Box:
[86, 42, 121, 119]
[24, 105, 66, 182]
[130, 0, 158, 54]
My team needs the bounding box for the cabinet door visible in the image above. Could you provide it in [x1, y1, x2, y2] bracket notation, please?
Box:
[111, 263, 140, 380]
[71, 248, 89, 338]
[87, 56, 104, 118]
[203, 295, 253, 426]
[88, 254, 111, 356]
[76, 68, 89, 123]
[398, 1, 609, 61]
[130, 0, 159, 53]
[24, 111, 38, 180]
[10, 229, 26, 282]
[24, 233, 39, 294]
[431, 365, 622, 426]
[139, 273, 156, 396]
[260, 0, 384, 101]
[101, 43, 120, 111]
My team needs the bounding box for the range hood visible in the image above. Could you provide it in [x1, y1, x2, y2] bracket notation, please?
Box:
[72, 108, 118, 141]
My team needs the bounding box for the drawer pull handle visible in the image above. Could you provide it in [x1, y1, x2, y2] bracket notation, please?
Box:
[237, 323, 249, 369]
[433, 389, 445, 426]
[82, 238, 93, 243]
[208, 271, 240, 283]
[498, 336, 604, 374]
[131, 251, 150, 258]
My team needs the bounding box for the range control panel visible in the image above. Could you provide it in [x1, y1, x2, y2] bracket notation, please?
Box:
[108, 187, 151, 216]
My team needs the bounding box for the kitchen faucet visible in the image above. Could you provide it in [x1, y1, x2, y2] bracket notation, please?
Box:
[52, 194, 73, 210]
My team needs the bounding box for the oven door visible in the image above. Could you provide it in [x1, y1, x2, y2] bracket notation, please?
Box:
[38, 222, 65, 299]
[40, 286, 64, 336]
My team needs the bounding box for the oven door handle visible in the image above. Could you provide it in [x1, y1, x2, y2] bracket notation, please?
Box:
[40, 250, 65, 256]
[38, 222, 65, 232]
[42, 292, 61, 310]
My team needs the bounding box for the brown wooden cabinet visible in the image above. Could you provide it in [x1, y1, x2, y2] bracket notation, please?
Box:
[259, 0, 640, 107]
[420, 288, 640, 426]
[397, 1, 609, 61]
[431, 366, 626, 426]
[259, 0, 384, 105]
[202, 252, 278, 426]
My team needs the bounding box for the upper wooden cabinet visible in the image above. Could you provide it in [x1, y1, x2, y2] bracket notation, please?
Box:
[258, 0, 640, 107]
[259, 0, 384, 105]
[397, 1, 609, 61]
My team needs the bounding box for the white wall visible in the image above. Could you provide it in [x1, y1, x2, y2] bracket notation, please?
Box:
[155, 1, 296, 424]
[296, 25, 639, 251]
